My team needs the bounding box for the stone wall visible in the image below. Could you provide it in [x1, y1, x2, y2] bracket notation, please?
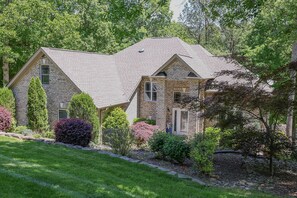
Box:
[12, 55, 80, 127]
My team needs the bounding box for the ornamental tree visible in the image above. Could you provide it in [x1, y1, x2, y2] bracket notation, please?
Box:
[183, 61, 295, 176]
[68, 92, 100, 143]
[27, 77, 49, 133]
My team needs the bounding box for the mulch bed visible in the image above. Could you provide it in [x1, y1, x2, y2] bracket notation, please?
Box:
[130, 150, 297, 197]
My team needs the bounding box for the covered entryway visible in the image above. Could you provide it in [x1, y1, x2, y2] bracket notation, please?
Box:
[172, 108, 189, 135]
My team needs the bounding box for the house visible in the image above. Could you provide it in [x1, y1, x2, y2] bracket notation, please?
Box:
[8, 37, 241, 136]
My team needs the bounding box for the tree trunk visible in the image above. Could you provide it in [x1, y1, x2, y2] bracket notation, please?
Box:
[286, 42, 297, 143]
[2, 57, 9, 86]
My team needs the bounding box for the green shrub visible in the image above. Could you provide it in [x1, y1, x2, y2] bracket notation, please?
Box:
[68, 92, 100, 143]
[105, 128, 134, 156]
[102, 107, 129, 130]
[42, 130, 55, 139]
[190, 130, 221, 174]
[220, 129, 235, 149]
[14, 126, 28, 134]
[0, 87, 16, 131]
[0, 87, 16, 117]
[163, 135, 190, 164]
[204, 127, 221, 144]
[148, 132, 169, 158]
[190, 136, 217, 174]
[133, 117, 156, 125]
[27, 77, 49, 133]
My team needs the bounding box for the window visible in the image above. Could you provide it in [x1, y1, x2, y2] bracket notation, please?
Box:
[41, 65, 49, 84]
[144, 82, 157, 101]
[58, 109, 68, 120]
[174, 92, 189, 103]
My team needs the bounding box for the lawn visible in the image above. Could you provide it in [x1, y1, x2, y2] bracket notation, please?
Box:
[0, 136, 275, 198]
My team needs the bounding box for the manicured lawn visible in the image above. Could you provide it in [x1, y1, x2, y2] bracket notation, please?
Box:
[0, 136, 275, 198]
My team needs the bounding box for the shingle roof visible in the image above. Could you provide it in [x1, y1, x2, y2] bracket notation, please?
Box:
[42, 47, 128, 108]
[9, 37, 243, 108]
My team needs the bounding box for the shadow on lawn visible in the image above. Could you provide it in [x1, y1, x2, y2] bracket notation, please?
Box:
[0, 137, 275, 198]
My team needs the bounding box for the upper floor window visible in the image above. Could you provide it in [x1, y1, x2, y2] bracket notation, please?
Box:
[41, 65, 49, 84]
[174, 92, 189, 103]
[145, 82, 157, 101]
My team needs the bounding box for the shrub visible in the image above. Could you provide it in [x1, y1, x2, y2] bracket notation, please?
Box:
[0, 87, 16, 131]
[27, 77, 49, 133]
[131, 121, 159, 146]
[105, 128, 134, 156]
[42, 130, 55, 139]
[133, 117, 156, 125]
[14, 126, 28, 134]
[148, 132, 169, 158]
[219, 129, 235, 149]
[204, 127, 221, 144]
[0, 106, 12, 131]
[0, 87, 16, 117]
[102, 107, 129, 130]
[190, 137, 217, 174]
[55, 118, 92, 147]
[163, 135, 190, 164]
[68, 92, 100, 143]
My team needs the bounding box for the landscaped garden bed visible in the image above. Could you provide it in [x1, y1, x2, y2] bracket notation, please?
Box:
[129, 149, 297, 197]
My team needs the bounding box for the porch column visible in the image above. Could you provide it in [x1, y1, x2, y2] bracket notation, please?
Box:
[156, 78, 166, 130]
[189, 80, 200, 135]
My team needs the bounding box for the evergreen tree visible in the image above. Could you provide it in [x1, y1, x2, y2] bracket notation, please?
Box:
[27, 77, 48, 132]
[0, 87, 15, 117]
[102, 107, 129, 130]
[68, 92, 100, 143]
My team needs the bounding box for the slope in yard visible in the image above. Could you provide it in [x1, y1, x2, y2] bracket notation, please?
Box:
[0, 136, 275, 198]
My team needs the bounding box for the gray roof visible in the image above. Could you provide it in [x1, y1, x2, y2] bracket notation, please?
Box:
[42, 48, 128, 108]
[9, 37, 243, 108]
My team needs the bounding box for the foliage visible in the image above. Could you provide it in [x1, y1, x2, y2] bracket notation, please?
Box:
[190, 134, 218, 174]
[0, 0, 173, 85]
[27, 77, 49, 133]
[133, 117, 156, 125]
[42, 130, 55, 139]
[230, 127, 264, 157]
[55, 118, 92, 147]
[204, 127, 221, 144]
[68, 92, 100, 143]
[0, 87, 15, 116]
[105, 128, 134, 156]
[0, 87, 16, 130]
[163, 135, 190, 164]
[149, 132, 190, 164]
[102, 107, 129, 130]
[131, 121, 159, 146]
[185, 68, 295, 175]
[0, 106, 12, 131]
[148, 131, 169, 158]
[14, 126, 28, 134]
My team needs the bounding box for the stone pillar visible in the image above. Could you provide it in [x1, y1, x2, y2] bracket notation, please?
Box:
[156, 78, 166, 130]
[188, 80, 200, 135]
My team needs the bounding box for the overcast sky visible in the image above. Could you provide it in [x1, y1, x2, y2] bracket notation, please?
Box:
[169, 0, 187, 21]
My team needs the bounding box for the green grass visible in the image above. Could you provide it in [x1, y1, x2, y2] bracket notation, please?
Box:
[0, 136, 276, 198]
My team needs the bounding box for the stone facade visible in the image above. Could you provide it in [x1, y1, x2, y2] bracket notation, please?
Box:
[138, 59, 205, 136]
[12, 54, 80, 127]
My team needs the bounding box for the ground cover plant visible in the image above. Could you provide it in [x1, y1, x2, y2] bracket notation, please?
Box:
[0, 136, 276, 198]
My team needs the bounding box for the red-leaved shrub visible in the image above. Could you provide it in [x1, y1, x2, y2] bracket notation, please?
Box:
[131, 121, 159, 146]
[55, 118, 92, 147]
[0, 106, 12, 131]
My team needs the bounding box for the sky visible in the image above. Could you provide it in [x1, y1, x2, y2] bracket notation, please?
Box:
[169, 0, 187, 21]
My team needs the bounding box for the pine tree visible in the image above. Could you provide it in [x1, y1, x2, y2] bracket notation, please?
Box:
[27, 77, 48, 132]
[68, 92, 100, 143]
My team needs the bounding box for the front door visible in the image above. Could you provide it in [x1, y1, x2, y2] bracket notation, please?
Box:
[172, 108, 189, 135]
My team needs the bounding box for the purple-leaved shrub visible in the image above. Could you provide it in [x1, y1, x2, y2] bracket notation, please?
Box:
[0, 106, 12, 131]
[55, 118, 92, 147]
[131, 121, 159, 146]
